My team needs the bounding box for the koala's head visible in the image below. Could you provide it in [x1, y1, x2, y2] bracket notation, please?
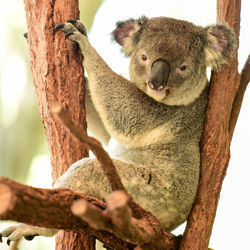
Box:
[112, 16, 236, 105]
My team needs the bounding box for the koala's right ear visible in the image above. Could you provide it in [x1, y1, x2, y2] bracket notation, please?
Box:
[112, 16, 148, 56]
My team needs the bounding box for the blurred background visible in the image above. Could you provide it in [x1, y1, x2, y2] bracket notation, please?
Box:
[0, 0, 249, 249]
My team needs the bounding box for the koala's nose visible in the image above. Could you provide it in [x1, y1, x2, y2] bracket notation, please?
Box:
[148, 59, 170, 91]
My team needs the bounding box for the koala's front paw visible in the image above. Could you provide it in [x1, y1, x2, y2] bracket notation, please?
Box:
[54, 20, 87, 40]
[0, 224, 57, 245]
[54, 20, 89, 57]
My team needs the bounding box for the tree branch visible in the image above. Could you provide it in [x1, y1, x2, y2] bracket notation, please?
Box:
[180, 0, 243, 249]
[0, 177, 135, 250]
[72, 191, 160, 245]
[229, 54, 250, 139]
[23, 0, 91, 248]
[0, 176, 180, 249]
[52, 103, 125, 192]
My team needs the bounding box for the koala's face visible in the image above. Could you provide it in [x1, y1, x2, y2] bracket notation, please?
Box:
[113, 17, 236, 106]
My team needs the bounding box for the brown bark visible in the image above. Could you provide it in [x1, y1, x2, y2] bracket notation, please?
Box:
[0, 176, 180, 249]
[179, 0, 249, 249]
[0, 177, 135, 249]
[23, 0, 94, 249]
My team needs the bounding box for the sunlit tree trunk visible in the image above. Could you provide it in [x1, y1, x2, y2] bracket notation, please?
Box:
[23, 0, 95, 249]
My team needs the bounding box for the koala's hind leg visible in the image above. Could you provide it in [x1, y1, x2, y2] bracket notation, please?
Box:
[53, 158, 179, 230]
[53, 158, 153, 201]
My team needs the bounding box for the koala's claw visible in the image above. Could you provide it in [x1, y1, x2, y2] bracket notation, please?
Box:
[54, 23, 65, 34]
[0, 224, 58, 245]
[24, 234, 39, 241]
[64, 31, 74, 39]
[67, 20, 87, 36]
[0, 224, 37, 245]
[54, 20, 87, 37]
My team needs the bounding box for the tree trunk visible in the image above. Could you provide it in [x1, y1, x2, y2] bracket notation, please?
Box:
[179, 0, 243, 249]
[23, 0, 95, 249]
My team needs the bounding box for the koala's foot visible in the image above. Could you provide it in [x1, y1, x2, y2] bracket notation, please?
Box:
[0, 224, 58, 245]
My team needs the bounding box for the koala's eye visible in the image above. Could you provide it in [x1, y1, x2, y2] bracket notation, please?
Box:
[141, 54, 147, 61]
[179, 64, 187, 71]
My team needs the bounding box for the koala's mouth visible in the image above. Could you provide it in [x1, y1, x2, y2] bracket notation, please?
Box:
[147, 85, 171, 101]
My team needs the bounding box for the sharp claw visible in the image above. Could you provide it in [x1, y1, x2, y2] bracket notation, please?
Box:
[67, 20, 87, 36]
[54, 24, 65, 34]
[7, 239, 11, 246]
[67, 19, 77, 24]
[65, 32, 74, 39]
[25, 234, 38, 241]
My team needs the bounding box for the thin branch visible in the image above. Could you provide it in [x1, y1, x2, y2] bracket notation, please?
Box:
[72, 199, 111, 231]
[72, 191, 160, 245]
[52, 103, 125, 192]
[229, 54, 250, 139]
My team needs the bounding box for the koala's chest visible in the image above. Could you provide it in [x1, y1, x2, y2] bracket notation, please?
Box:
[113, 121, 175, 148]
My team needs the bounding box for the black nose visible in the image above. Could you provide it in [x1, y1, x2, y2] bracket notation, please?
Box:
[148, 59, 170, 91]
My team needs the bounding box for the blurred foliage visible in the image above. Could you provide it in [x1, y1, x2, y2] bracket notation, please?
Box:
[80, 0, 103, 31]
[0, 25, 47, 183]
[0, 0, 103, 184]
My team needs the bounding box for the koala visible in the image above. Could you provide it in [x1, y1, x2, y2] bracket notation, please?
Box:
[0, 16, 236, 244]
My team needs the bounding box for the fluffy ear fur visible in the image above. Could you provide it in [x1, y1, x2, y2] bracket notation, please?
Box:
[204, 24, 237, 69]
[112, 16, 148, 56]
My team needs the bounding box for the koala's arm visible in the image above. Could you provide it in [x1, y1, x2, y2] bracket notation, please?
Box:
[85, 79, 110, 145]
[56, 22, 155, 145]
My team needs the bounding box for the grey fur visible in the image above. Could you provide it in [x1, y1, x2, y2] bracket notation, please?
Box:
[0, 17, 236, 243]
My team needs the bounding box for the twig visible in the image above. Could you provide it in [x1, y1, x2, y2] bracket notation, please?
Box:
[71, 199, 111, 230]
[52, 103, 125, 192]
[72, 191, 161, 245]
[229, 54, 250, 139]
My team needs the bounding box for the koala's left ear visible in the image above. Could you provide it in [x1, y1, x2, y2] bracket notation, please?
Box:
[112, 16, 148, 56]
[204, 24, 237, 69]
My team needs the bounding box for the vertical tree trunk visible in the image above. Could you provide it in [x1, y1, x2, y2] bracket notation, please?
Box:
[23, 0, 95, 249]
[179, 0, 241, 249]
